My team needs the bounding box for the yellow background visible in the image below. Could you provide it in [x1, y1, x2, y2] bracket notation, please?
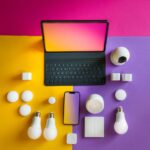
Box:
[0, 36, 73, 150]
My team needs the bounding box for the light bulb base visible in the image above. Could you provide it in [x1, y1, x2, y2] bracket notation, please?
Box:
[48, 112, 54, 118]
[118, 106, 123, 112]
[35, 112, 41, 117]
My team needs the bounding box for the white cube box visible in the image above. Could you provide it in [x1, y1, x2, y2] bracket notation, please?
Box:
[84, 116, 104, 138]
[22, 72, 32, 80]
[111, 73, 121, 81]
[66, 133, 77, 144]
[122, 73, 132, 82]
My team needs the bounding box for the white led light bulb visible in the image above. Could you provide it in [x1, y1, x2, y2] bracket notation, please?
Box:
[43, 113, 57, 141]
[114, 106, 128, 135]
[27, 112, 42, 140]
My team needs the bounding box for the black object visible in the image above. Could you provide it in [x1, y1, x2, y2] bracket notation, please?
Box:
[41, 20, 109, 86]
[118, 56, 127, 63]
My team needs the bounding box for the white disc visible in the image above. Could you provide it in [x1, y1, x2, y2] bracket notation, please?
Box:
[19, 104, 31, 116]
[115, 89, 127, 101]
[86, 94, 104, 114]
[21, 90, 33, 102]
[7, 91, 19, 102]
[48, 97, 56, 104]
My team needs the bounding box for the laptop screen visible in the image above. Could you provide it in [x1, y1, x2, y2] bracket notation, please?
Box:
[42, 21, 108, 52]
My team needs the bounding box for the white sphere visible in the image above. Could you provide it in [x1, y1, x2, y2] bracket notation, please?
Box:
[7, 91, 19, 102]
[110, 47, 130, 66]
[115, 89, 127, 101]
[19, 104, 31, 116]
[21, 90, 33, 102]
[48, 97, 56, 104]
[86, 94, 104, 114]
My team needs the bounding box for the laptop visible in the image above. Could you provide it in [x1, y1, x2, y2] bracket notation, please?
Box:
[41, 20, 109, 86]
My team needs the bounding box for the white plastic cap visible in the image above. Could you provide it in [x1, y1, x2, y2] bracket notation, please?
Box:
[7, 91, 19, 103]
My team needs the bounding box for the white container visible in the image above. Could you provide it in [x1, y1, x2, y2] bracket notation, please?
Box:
[110, 47, 130, 66]
[86, 94, 104, 114]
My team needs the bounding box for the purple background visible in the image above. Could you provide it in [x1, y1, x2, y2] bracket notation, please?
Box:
[74, 37, 150, 150]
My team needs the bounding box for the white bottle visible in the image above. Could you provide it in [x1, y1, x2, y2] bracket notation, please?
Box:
[114, 106, 128, 134]
[27, 112, 42, 140]
[43, 113, 57, 141]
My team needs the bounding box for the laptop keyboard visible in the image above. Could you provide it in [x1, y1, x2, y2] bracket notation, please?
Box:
[45, 59, 105, 85]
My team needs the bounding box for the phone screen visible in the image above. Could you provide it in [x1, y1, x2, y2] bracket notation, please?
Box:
[64, 92, 80, 125]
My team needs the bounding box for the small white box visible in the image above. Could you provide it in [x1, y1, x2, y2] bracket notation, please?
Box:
[66, 133, 77, 144]
[122, 73, 132, 82]
[111, 73, 121, 81]
[22, 72, 32, 80]
[84, 116, 104, 138]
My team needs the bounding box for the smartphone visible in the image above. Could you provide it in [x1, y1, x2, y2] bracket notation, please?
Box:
[63, 91, 80, 125]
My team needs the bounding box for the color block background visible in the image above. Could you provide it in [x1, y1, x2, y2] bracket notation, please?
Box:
[0, 0, 150, 150]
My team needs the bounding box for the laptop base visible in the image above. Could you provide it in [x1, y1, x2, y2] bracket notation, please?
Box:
[44, 52, 106, 86]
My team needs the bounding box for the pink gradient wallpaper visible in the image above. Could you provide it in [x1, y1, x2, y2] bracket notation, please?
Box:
[42, 22, 107, 51]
